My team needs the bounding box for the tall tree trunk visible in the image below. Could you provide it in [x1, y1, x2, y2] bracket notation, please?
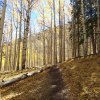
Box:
[36, 48, 39, 66]
[47, 32, 51, 64]
[77, 16, 80, 57]
[22, 2, 31, 69]
[4, 42, 9, 71]
[53, 0, 57, 64]
[13, 23, 18, 70]
[89, 0, 96, 54]
[4, 31, 9, 71]
[42, 9, 46, 65]
[50, 7, 53, 64]
[29, 27, 32, 68]
[62, 3, 65, 61]
[97, 0, 100, 55]
[81, 0, 88, 56]
[59, 0, 62, 63]
[17, 0, 22, 70]
[9, 18, 13, 71]
[0, 0, 7, 70]
[34, 49, 36, 67]
[72, 16, 76, 58]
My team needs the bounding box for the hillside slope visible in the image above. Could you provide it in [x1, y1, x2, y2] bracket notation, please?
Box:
[1, 56, 100, 100]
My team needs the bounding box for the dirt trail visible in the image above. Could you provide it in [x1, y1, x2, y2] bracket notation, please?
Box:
[1, 66, 67, 100]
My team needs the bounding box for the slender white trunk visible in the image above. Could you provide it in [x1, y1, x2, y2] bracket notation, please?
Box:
[0, 0, 7, 70]
[53, 0, 57, 64]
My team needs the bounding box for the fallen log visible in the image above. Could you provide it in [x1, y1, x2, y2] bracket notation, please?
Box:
[0, 66, 52, 87]
[0, 70, 42, 87]
[0, 74, 28, 87]
[27, 71, 38, 77]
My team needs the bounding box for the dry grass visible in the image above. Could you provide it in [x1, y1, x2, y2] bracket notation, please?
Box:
[60, 56, 100, 99]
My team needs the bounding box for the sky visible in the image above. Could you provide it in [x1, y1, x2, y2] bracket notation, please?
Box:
[2, 0, 71, 40]
[30, 0, 71, 33]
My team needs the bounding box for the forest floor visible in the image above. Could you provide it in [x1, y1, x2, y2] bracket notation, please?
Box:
[0, 56, 100, 100]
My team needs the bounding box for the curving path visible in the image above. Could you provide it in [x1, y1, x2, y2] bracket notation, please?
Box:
[1, 66, 67, 100]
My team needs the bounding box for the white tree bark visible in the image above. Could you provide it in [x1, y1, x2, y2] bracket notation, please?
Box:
[0, 0, 7, 70]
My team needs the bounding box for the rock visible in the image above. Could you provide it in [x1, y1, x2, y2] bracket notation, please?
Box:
[51, 85, 57, 88]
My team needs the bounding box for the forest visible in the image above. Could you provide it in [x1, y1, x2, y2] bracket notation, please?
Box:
[0, 0, 100, 100]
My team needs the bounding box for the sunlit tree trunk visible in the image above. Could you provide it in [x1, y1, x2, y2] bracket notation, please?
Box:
[36, 45, 39, 66]
[53, 0, 57, 64]
[0, 0, 7, 70]
[22, 1, 32, 69]
[50, 6, 53, 64]
[9, 18, 13, 71]
[42, 9, 46, 65]
[59, 0, 63, 63]
[17, 0, 22, 70]
[62, 3, 65, 61]
[13, 15, 18, 70]
[4, 42, 9, 71]
[4, 30, 9, 71]
[47, 31, 51, 64]
[29, 27, 32, 68]
[34, 48, 36, 67]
